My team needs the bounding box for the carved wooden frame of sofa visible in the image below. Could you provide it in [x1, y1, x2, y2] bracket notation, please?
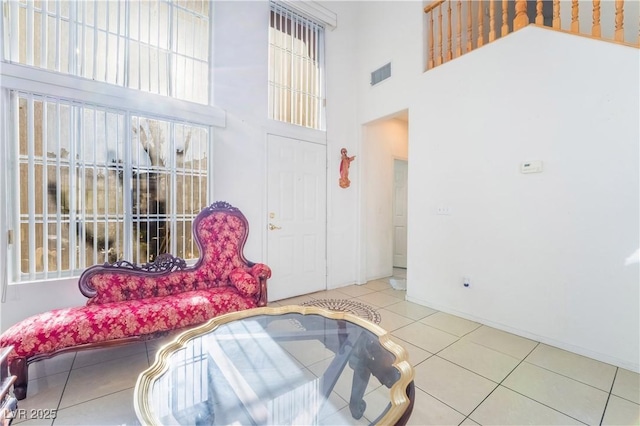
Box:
[0, 201, 271, 400]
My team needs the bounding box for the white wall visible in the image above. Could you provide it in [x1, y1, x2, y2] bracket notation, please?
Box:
[321, 2, 363, 288]
[363, 118, 408, 280]
[405, 27, 639, 371]
[349, 1, 639, 371]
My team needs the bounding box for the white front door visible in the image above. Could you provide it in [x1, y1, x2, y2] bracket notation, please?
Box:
[393, 159, 408, 268]
[267, 134, 327, 301]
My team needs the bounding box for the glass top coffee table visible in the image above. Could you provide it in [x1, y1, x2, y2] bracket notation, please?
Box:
[134, 306, 415, 425]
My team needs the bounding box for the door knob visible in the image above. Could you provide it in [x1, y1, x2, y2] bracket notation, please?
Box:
[268, 223, 282, 231]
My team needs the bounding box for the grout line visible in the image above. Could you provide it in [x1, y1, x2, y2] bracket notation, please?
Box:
[51, 352, 77, 426]
[599, 367, 618, 425]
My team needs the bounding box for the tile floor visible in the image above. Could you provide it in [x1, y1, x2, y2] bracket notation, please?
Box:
[9, 269, 640, 425]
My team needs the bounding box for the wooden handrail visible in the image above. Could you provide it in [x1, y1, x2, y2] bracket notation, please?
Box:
[424, 0, 639, 71]
[424, 0, 446, 14]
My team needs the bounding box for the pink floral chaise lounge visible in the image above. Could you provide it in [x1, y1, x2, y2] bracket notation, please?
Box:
[0, 201, 271, 400]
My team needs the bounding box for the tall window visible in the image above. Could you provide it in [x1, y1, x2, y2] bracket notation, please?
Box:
[1, 0, 216, 283]
[268, 2, 325, 130]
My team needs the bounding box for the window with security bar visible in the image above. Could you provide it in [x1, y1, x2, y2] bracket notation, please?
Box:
[3, 0, 210, 103]
[1, 0, 212, 283]
[268, 2, 325, 130]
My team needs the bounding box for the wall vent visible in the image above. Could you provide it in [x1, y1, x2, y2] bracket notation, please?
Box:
[370, 62, 391, 86]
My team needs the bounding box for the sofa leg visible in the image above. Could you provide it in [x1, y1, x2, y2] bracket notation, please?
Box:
[10, 358, 28, 400]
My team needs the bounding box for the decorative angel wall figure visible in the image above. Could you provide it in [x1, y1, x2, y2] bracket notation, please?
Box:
[339, 148, 356, 188]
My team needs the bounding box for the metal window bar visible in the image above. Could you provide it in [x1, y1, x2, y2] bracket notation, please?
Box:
[268, 2, 325, 130]
[3, 0, 208, 104]
[11, 92, 208, 282]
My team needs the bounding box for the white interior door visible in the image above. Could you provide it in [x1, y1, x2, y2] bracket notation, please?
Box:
[393, 159, 408, 268]
[267, 135, 327, 301]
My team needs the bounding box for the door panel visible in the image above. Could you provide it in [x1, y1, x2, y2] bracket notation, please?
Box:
[267, 135, 326, 301]
[393, 159, 408, 268]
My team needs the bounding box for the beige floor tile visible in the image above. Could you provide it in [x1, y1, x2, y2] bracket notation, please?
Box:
[405, 387, 465, 426]
[72, 342, 148, 369]
[462, 325, 538, 360]
[378, 308, 414, 332]
[337, 284, 376, 298]
[359, 292, 408, 308]
[460, 418, 480, 425]
[601, 395, 640, 426]
[52, 387, 141, 425]
[413, 356, 498, 415]
[28, 352, 76, 381]
[525, 344, 617, 392]
[362, 384, 397, 423]
[391, 337, 433, 366]
[361, 280, 392, 291]
[279, 339, 334, 367]
[12, 372, 68, 422]
[384, 301, 438, 321]
[379, 288, 407, 299]
[275, 294, 317, 305]
[438, 340, 521, 382]
[392, 322, 458, 354]
[469, 385, 583, 425]
[503, 362, 608, 424]
[309, 288, 352, 300]
[317, 391, 348, 421]
[60, 351, 150, 409]
[419, 312, 481, 337]
[393, 268, 407, 278]
[612, 368, 640, 404]
[321, 405, 370, 425]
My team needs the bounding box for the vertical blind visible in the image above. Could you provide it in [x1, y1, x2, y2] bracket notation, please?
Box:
[3, 0, 210, 104]
[13, 92, 208, 281]
[268, 2, 325, 130]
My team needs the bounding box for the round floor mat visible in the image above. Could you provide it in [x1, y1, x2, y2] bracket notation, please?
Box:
[301, 299, 381, 324]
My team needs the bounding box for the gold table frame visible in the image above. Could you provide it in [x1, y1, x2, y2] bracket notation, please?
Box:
[134, 305, 415, 425]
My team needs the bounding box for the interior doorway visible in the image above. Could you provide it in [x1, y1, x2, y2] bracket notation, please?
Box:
[361, 110, 409, 283]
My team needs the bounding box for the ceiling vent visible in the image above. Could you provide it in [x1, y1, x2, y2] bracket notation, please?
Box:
[370, 62, 391, 86]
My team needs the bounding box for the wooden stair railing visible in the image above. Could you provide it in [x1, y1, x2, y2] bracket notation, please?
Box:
[424, 0, 640, 71]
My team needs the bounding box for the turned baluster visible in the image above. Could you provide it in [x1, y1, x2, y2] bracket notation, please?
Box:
[477, 0, 484, 47]
[552, 0, 561, 29]
[514, 0, 528, 30]
[489, 0, 496, 42]
[535, 0, 544, 25]
[501, 0, 509, 36]
[428, 10, 435, 69]
[447, 1, 453, 61]
[437, 3, 444, 65]
[456, 0, 462, 57]
[467, 0, 473, 52]
[614, 0, 624, 42]
[571, 0, 580, 33]
[592, 0, 601, 37]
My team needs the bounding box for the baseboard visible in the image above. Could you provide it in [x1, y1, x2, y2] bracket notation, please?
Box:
[405, 295, 640, 374]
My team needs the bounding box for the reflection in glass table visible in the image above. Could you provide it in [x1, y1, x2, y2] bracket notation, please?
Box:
[135, 306, 415, 425]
